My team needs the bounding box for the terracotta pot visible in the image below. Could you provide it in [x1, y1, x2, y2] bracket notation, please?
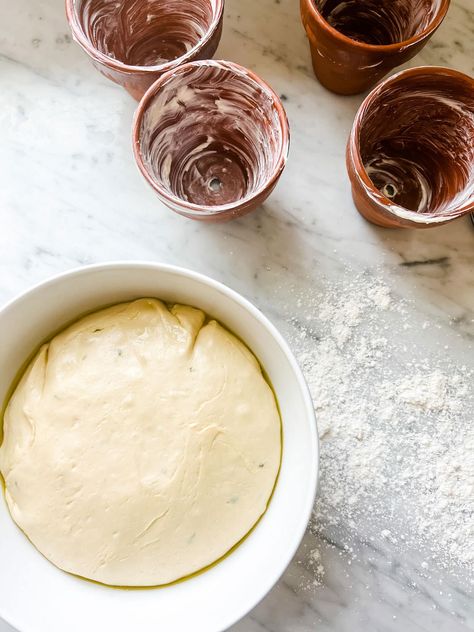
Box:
[346, 66, 474, 229]
[300, 0, 450, 95]
[132, 60, 290, 222]
[65, 0, 224, 100]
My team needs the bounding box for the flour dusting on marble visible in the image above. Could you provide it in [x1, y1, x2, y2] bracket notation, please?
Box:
[288, 271, 474, 590]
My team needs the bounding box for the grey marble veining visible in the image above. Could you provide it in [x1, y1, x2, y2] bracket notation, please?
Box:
[0, 0, 473, 630]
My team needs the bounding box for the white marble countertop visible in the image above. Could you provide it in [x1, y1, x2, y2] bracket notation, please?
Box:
[0, 0, 473, 630]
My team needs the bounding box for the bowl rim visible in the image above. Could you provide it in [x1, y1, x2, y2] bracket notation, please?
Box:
[348, 65, 474, 225]
[132, 60, 290, 218]
[65, 0, 224, 74]
[0, 261, 319, 632]
[302, 0, 451, 52]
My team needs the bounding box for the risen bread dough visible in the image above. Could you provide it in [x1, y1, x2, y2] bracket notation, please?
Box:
[0, 299, 281, 586]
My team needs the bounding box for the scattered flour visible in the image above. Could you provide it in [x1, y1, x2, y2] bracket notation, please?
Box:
[308, 548, 325, 586]
[298, 546, 326, 591]
[288, 272, 474, 588]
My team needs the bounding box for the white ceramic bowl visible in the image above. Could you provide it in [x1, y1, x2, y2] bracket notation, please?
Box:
[0, 262, 318, 632]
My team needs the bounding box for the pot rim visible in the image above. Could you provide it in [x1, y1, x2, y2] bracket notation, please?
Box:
[302, 0, 451, 52]
[348, 65, 474, 225]
[132, 59, 290, 218]
[65, 0, 224, 75]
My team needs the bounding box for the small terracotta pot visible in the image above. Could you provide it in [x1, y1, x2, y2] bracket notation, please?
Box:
[132, 60, 290, 222]
[65, 0, 224, 100]
[300, 0, 450, 95]
[346, 66, 474, 229]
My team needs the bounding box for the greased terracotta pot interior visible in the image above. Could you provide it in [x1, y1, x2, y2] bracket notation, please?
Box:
[313, 0, 443, 45]
[300, 0, 450, 95]
[133, 61, 289, 220]
[76, 0, 215, 67]
[72, 0, 221, 68]
[66, 0, 224, 99]
[348, 67, 474, 227]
